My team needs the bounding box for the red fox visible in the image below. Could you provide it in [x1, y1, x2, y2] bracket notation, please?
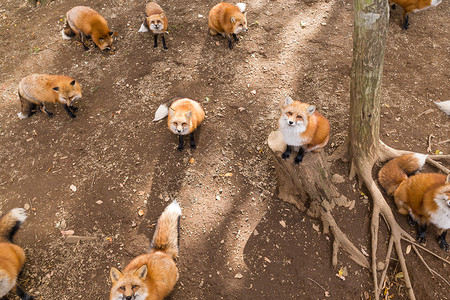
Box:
[434, 100, 450, 116]
[378, 153, 450, 249]
[208, 2, 248, 49]
[389, 0, 442, 30]
[153, 97, 205, 151]
[110, 201, 182, 300]
[18, 74, 82, 119]
[138, 2, 169, 50]
[0, 208, 33, 300]
[278, 96, 330, 164]
[62, 6, 117, 51]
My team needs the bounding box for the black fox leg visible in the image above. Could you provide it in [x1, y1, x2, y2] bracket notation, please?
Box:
[391, 3, 396, 9]
[227, 36, 233, 49]
[63, 104, 76, 118]
[162, 34, 168, 50]
[233, 34, 239, 42]
[416, 223, 427, 243]
[16, 285, 34, 300]
[438, 231, 448, 250]
[189, 133, 196, 149]
[294, 148, 306, 165]
[79, 32, 90, 50]
[69, 105, 78, 112]
[407, 213, 416, 226]
[40, 104, 54, 117]
[281, 145, 292, 159]
[177, 135, 184, 151]
[154, 34, 158, 48]
[402, 14, 409, 30]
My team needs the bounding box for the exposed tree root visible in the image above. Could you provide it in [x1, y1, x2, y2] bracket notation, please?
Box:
[268, 131, 369, 269]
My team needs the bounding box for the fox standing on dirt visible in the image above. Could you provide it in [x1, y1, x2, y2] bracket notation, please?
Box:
[378, 153, 450, 250]
[0, 208, 33, 300]
[389, 0, 442, 30]
[110, 201, 182, 300]
[278, 96, 330, 164]
[138, 2, 169, 50]
[18, 74, 82, 119]
[153, 97, 205, 151]
[208, 2, 248, 49]
[62, 6, 117, 51]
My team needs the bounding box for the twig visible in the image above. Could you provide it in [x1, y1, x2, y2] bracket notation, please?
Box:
[401, 237, 450, 265]
[412, 245, 450, 287]
[426, 134, 434, 153]
[426, 157, 450, 174]
[308, 278, 327, 293]
[91, 173, 96, 188]
[378, 234, 394, 293]
[437, 139, 450, 145]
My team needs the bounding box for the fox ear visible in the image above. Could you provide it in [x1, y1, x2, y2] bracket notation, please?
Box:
[169, 107, 175, 117]
[160, 13, 165, 19]
[284, 96, 294, 106]
[53, 87, 59, 92]
[185, 110, 192, 119]
[307, 105, 316, 115]
[109, 31, 113, 36]
[230, 16, 236, 24]
[70, 80, 76, 86]
[446, 174, 450, 183]
[135, 264, 148, 280]
[110, 267, 123, 283]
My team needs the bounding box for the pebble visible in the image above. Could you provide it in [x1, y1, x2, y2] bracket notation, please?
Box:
[24, 203, 30, 210]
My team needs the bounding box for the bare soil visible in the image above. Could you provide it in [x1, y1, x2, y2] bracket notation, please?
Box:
[0, 0, 448, 299]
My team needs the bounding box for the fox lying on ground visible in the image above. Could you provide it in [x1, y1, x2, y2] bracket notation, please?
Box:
[138, 2, 169, 50]
[110, 201, 182, 300]
[0, 208, 33, 299]
[379, 153, 450, 249]
[153, 97, 205, 151]
[62, 6, 117, 51]
[18, 74, 82, 119]
[278, 96, 330, 164]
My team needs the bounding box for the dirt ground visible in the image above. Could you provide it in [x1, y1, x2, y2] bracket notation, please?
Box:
[0, 0, 449, 299]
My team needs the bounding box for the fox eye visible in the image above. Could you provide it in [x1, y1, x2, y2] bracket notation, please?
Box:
[296, 115, 303, 120]
[173, 122, 177, 126]
[99, 38, 104, 42]
[446, 200, 450, 207]
[119, 286, 125, 291]
[132, 285, 139, 289]
[182, 123, 187, 126]
[286, 112, 293, 116]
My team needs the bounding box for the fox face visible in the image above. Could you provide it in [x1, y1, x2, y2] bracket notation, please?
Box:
[94, 31, 115, 51]
[52, 80, 82, 106]
[231, 13, 247, 34]
[279, 97, 315, 133]
[169, 108, 192, 135]
[110, 265, 149, 300]
[147, 14, 166, 33]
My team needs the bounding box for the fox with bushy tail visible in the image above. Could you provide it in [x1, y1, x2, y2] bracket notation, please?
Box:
[378, 153, 450, 250]
[0, 208, 34, 299]
[153, 97, 205, 151]
[110, 201, 182, 300]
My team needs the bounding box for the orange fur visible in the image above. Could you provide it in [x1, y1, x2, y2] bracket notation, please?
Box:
[168, 98, 205, 135]
[389, 0, 441, 29]
[208, 2, 248, 48]
[110, 201, 181, 300]
[18, 74, 82, 119]
[63, 6, 115, 50]
[145, 3, 168, 33]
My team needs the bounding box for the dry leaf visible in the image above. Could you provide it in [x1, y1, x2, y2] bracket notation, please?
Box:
[138, 209, 145, 216]
[395, 272, 404, 280]
[406, 244, 411, 254]
[224, 172, 233, 177]
[61, 230, 75, 236]
[264, 257, 271, 263]
[189, 157, 195, 164]
[279, 220, 286, 228]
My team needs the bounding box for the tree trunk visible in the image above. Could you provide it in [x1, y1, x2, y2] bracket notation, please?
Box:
[349, 0, 389, 169]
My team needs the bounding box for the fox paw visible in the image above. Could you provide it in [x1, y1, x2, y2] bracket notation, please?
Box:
[439, 240, 449, 251]
[281, 151, 290, 160]
[294, 157, 303, 165]
[70, 106, 78, 112]
[416, 236, 427, 244]
[177, 146, 183, 152]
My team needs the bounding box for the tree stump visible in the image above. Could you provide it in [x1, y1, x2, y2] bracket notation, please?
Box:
[267, 130, 369, 268]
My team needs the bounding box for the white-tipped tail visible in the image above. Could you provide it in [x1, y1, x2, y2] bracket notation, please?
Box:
[431, 0, 442, 6]
[10, 208, 27, 223]
[413, 153, 428, 169]
[138, 23, 149, 33]
[61, 29, 72, 40]
[17, 112, 28, 119]
[435, 100, 450, 115]
[165, 200, 182, 216]
[153, 104, 169, 122]
[236, 3, 246, 12]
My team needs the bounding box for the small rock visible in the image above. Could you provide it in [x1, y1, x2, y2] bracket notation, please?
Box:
[250, 90, 256, 95]
[234, 273, 243, 279]
[332, 174, 345, 184]
[24, 203, 30, 211]
[377, 261, 385, 271]
[216, 195, 221, 201]
[70, 185, 77, 192]
[279, 220, 286, 228]
[198, 14, 203, 18]
[253, 229, 259, 236]
[96, 200, 103, 205]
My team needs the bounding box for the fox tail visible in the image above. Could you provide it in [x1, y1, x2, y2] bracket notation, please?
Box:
[0, 208, 27, 243]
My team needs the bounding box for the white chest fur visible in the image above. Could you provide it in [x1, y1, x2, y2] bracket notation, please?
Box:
[430, 200, 450, 230]
[279, 121, 307, 146]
